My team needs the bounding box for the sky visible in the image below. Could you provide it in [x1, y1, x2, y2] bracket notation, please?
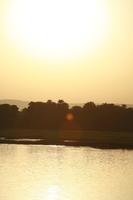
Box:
[0, 0, 133, 104]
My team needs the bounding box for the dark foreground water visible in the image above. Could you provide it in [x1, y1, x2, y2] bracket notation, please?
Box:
[0, 144, 133, 200]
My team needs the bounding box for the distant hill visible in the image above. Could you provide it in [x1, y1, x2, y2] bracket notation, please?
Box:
[0, 100, 29, 110]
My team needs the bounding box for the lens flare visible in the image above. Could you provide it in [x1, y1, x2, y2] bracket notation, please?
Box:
[66, 113, 74, 121]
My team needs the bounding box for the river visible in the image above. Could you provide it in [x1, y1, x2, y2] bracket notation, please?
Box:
[0, 144, 133, 200]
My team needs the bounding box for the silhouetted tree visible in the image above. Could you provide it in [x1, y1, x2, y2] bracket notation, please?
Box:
[0, 100, 133, 133]
[0, 104, 18, 129]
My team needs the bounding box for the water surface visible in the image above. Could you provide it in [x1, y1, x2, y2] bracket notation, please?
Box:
[0, 144, 133, 200]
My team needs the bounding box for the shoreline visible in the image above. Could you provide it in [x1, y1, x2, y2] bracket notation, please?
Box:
[0, 130, 133, 149]
[0, 139, 133, 149]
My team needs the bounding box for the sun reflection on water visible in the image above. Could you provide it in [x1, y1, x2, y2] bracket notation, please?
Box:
[47, 185, 60, 200]
[0, 145, 133, 200]
[30, 183, 61, 200]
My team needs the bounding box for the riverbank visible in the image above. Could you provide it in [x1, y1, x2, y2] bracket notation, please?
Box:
[0, 130, 133, 149]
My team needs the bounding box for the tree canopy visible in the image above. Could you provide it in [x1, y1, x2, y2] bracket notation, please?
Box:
[0, 100, 133, 131]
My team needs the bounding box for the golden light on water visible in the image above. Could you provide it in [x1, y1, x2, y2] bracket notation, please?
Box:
[0, 145, 133, 200]
[30, 185, 60, 200]
[5, 0, 110, 60]
[47, 185, 60, 200]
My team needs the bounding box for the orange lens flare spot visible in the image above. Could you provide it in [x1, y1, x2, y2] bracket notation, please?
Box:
[66, 113, 74, 121]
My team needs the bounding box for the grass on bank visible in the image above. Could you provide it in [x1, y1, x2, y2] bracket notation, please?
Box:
[0, 129, 133, 146]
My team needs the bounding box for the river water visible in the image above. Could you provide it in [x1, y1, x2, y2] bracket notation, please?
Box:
[0, 144, 133, 200]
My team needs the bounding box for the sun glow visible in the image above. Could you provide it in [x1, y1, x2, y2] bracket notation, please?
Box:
[6, 0, 109, 59]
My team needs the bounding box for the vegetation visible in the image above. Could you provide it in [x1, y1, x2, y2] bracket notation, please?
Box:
[0, 100, 133, 132]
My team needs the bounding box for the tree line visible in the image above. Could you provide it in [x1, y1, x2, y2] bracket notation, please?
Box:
[0, 100, 133, 131]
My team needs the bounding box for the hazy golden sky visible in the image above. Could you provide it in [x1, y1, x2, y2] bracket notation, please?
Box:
[0, 0, 133, 104]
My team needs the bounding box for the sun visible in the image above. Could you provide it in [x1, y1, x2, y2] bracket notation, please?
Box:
[6, 0, 109, 60]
